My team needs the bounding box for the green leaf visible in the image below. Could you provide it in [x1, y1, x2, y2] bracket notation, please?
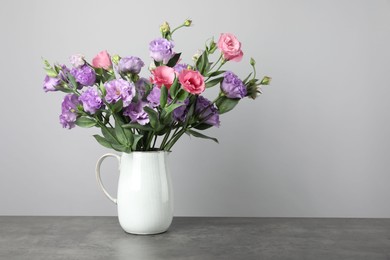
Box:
[164, 103, 184, 115]
[160, 85, 168, 108]
[45, 69, 58, 77]
[115, 120, 129, 146]
[66, 72, 78, 89]
[186, 129, 219, 143]
[166, 53, 182, 67]
[176, 89, 189, 101]
[196, 51, 209, 75]
[193, 123, 213, 130]
[93, 135, 112, 149]
[131, 135, 143, 150]
[111, 143, 127, 152]
[101, 127, 119, 144]
[169, 77, 179, 98]
[205, 77, 224, 88]
[75, 117, 96, 128]
[111, 99, 123, 113]
[206, 70, 226, 77]
[143, 107, 159, 129]
[216, 97, 240, 114]
[122, 123, 153, 131]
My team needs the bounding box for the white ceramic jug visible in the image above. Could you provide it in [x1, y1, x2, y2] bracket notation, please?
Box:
[96, 151, 173, 235]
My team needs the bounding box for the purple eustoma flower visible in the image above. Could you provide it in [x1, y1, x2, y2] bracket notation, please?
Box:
[135, 77, 150, 98]
[79, 87, 103, 114]
[104, 79, 135, 107]
[195, 96, 220, 127]
[173, 98, 189, 122]
[69, 54, 85, 68]
[123, 101, 150, 125]
[59, 94, 80, 129]
[70, 65, 96, 86]
[146, 86, 161, 107]
[43, 75, 60, 92]
[221, 71, 247, 99]
[118, 56, 145, 74]
[173, 63, 188, 73]
[149, 38, 175, 64]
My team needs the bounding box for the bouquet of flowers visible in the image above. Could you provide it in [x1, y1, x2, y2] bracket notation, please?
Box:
[42, 20, 270, 152]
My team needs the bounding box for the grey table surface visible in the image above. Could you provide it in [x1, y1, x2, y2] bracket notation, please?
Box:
[0, 217, 389, 260]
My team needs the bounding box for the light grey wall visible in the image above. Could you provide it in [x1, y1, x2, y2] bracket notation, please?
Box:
[1, 0, 389, 217]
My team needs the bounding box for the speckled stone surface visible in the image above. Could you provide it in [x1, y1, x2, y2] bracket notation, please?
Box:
[0, 217, 389, 260]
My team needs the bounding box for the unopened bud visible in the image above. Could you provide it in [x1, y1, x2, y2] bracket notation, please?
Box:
[184, 19, 192, 27]
[250, 57, 256, 66]
[111, 54, 121, 65]
[160, 21, 171, 34]
[260, 76, 272, 85]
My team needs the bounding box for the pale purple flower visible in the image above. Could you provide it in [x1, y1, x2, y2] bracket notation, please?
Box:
[173, 63, 188, 73]
[173, 98, 189, 122]
[195, 96, 220, 127]
[70, 65, 96, 86]
[69, 54, 85, 68]
[135, 77, 150, 98]
[146, 86, 161, 107]
[104, 79, 135, 107]
[221, 71, 247, 99]
[79, 87, 103, 114]
[123, 101, 150, 125]
[149, 38, 175, 64]
[118, 56, 145, 74]
[59, 94, 80, 129]
[43, 75, 60, 92]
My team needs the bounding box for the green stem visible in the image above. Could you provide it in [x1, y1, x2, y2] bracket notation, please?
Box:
[171, 24, 185, 35]
[206, 58, 226, 81]
[208, 54, 222, 72]
[160, 129, 172, 150]
[164, 128, 187, 151]
[152, 134, 158, 149]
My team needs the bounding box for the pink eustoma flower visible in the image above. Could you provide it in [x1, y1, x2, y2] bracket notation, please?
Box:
[217, 33, 243, 62]
[179, 69, 205, 95]
[150, 66, 176, 89]
[92, 50, 113, 70]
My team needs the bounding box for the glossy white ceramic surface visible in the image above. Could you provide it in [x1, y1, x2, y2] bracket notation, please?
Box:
[96, 152, 173, 234]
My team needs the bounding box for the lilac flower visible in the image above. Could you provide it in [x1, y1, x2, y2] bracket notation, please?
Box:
[59, 94, 80, 129]
[173, 63, 188, 73]
[221, 71, 247, 99]
[149, 38, 175, 64]
[195, 96, 220, 127]
[104, 79, 135, 107]
[70, 65, 96, 86]
[79, 87, 103, 114]
[118, 56, 145, 74]
[123, 101, 150, 125]
[146, 86, 161, 107]
[43, 75, 60, 92]
[69, 54, 85, 68]
[173, 98, 189, 122]
[135, 77, 150, 98]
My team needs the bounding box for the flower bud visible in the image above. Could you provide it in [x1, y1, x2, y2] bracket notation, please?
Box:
[111, 54, 121, 65]
[184, 19, 192, 27]
[250, 57, 256, 66]
[160, 21, 171, 34]
[260, 76, 272, 85]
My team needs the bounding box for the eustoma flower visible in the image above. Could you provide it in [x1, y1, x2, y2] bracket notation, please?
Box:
[123, 101, 150, 125]
[118, 56, 145, 74]
[79, 87, 103, 114]
[104, 79, 135, 107]
[149, 38, 175, 64]
[179, 69, 205, 95]
[150, 66, 176, 88]
[70, 65, 96, 87]
[69, 54, 85, 68]
[217, 33, 243, 62]
[195, 96, 220, 127]
[146, 87, 161, 107]
[221, 71, 247, 99]
[59, 94, 80, 129]
[92, 50, 113, 70]
[43, 76, 60, 92]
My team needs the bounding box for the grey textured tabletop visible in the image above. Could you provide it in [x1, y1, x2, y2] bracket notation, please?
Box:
[0, 217, 389, 260]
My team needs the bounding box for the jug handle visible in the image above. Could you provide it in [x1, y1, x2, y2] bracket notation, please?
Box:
[95, 153, 121, 205]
